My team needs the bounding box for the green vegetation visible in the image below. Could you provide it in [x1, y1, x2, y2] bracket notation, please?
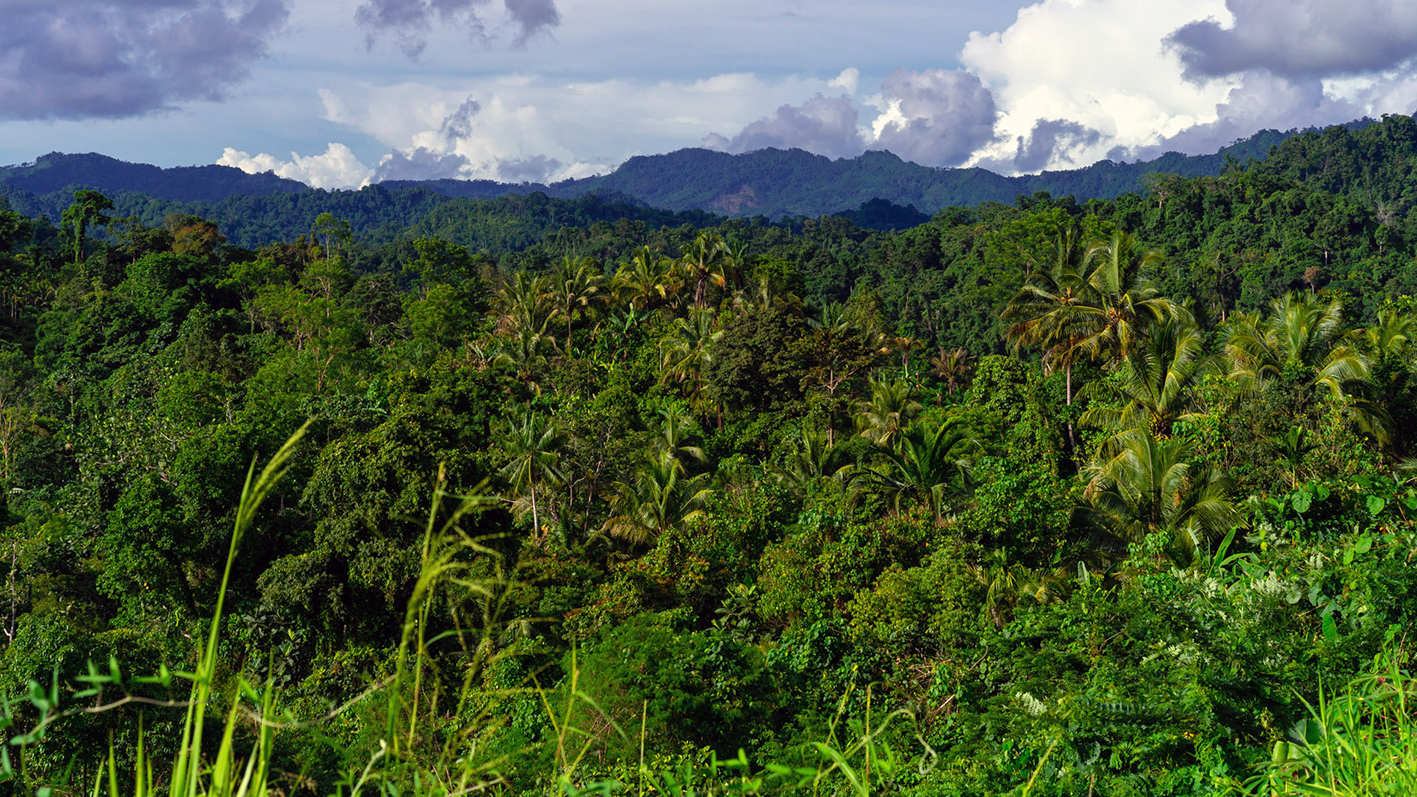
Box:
[3, 116, 1417, 796]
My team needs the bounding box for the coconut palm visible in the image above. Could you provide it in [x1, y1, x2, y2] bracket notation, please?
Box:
[930, 347, 975, 396]
[1351, 309, 1416, 366]
[494, 270, 554, 338]
[773, 425, 856, 491]
[1079, 428, 1241, 566]
[615, 246, 679, 311]
[1004, 227, 1096, 404]
[853, 417, 977, 521]
[500, 409, 565, 534]
[1080, 310, 1216, 438]
[853, 378, 922, 450]
[679, 232, 730, 309]
[659, 306, 722, 407]
[1068, 231, 1173, 364]
[602, 452, 713, 546]
[549, 255, 605, 355]
[1223, 292, 1367, 398]
[651, 404, 707, 466]
[810, 301, 851, 332]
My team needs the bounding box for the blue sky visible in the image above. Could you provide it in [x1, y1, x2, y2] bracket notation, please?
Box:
[3, 0, 1417, 188]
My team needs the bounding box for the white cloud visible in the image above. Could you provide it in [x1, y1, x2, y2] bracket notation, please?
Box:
[217, 143, 374, 189]
[959, 0, 1236, 169]
[314, 71, 856, 182]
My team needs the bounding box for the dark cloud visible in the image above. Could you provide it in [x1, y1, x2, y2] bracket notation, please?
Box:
[1013, 119, 1102, 172]
[504, 0, 560, 46]
[356, 0, 559, 58]
[871, 69, 998, 167]
[1168, 0, 1417, 80]
[497, 155, 562, 183]
[439, 96, 482, 141]
[373, 147, 471, 181]
[1128, 70, 1360, 158]
[0, 0, 289, 120]
[703, 94, 866, 159]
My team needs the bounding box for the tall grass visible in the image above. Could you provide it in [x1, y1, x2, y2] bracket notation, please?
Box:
[2, 427, 943, 797]
[1233, 658, 1417, 796]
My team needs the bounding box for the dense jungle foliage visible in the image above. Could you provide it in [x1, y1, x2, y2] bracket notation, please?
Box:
[4, 116, 1417, 796]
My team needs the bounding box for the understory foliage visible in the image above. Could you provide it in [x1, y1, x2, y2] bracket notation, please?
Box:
[5, 118, 1417, 796]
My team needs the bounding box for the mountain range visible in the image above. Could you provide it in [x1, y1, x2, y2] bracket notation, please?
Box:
[1, 128, 1299, 223]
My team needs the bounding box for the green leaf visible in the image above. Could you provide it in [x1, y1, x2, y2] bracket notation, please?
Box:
[1322, 614, 1339, 643]
[1366, 495, 1387, 516]
[1354, 535, 1373, 554]
[1291, 490, 1312, 514]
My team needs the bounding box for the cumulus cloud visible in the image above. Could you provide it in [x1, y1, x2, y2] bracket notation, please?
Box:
[218, 143, 374, 189]
[1169, 0, 1417, 80]
[703, 94, 866, 159]
[439, 96, 483, 140]
[0, 0, 289, 120]
[356, 0, 559, 58]
[959, 0, 1234, 170]
[496, 155, 562, 182]
[1012, 119, 1103, 172]
[870, 69, 999, 167]
[1131, 70, 1362, 157]
[371, 147, 472, 181]
[316, 72, 851, 183]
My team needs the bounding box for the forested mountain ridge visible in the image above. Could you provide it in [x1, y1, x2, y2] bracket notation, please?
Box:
[0, 151, 308, 202]
[2, 124, 1303, 226]
[5, 113, 1417, 796]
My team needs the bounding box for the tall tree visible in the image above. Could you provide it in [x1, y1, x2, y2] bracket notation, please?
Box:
[59, 189, 114, 266]
[679, 232, 729, 310]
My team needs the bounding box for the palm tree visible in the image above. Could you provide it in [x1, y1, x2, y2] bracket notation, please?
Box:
[930, 347, 975, 396]
[1351, 309, 1416, 366]
[1069, 231, 1174, 364]
[811, 301, 851, 333]
[615, 246, 679, 311]
[495, 270, 554, 338]
[1223, 292, 1366, 397]
[493, 327, 554, 395]
[659, 307, 722, 408]
[773, 426, 855, 492]
[1079, 428, 1240, 566]
[549, 256, 604, 355]
[853, 378, 922, 450]
[679, 232, 729, 310]
[853, 417, 977, 521]
[602, 452, 713, 546]
[1003, 228, 1096, 405]
[500, 409, 565, 534]
[1079, 310, 1215, 438]
[650, 404, 707, 467]
[733, 273, 803, 314]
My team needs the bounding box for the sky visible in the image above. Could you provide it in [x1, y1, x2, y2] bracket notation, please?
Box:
[3, 0, 1417, 189]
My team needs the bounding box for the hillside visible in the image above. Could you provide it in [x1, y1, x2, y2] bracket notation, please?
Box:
[3, 128, 1300, 228]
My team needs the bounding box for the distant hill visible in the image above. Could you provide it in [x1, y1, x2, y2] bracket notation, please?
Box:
[8, 118, 1410, 250]
[3, 128, 1299, 225]
[0, 152, 307, 203]
[381, 130, 1299, 219]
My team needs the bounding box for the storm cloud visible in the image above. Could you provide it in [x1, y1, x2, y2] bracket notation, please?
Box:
[372, 147, 472, 181]
[439, 96, 483, 141]
[1169, 0, 1417, 80]
[0, 0, 290, 121]
[356, 0, 560, 58]
[871, 69, 999, 168]
[1012, 119, 1102, 172]
[1143, 70, 1360, 156]
[703, 94, 866, 159]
